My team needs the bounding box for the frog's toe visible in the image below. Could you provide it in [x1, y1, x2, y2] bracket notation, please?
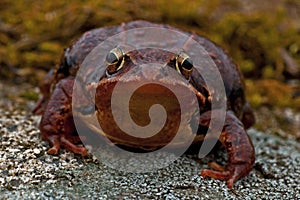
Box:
[45, 135, 61, 155]
[201, 161, 229, 180]
[60, 135, 88, 156]
[201, 168, 236, 189]
[47, 146, 60, 155]
[201, 162, 251, 189]
[201, 169, 230, 180]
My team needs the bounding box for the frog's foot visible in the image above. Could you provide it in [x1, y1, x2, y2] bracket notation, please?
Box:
[46, 135, 87, 156]
[39, 77, 88, 157]
[201, 161, 252, 189]
[199, 110, 255, 189]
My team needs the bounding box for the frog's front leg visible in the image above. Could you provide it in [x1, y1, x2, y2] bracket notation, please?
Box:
[39, 76, 87, 156]
[199, 110, 255, 189]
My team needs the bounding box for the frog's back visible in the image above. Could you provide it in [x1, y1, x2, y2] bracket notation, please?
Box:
[56, 20, 253, 125]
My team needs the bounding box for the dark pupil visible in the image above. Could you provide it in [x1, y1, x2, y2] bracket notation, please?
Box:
[106, 52, 118, 64]
[182, 57, 193, 70]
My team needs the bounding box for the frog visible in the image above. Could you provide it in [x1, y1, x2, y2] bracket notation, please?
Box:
[32, 20, 255, 189]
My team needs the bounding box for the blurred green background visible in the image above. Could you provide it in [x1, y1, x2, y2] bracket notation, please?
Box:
[0, 0, 299, 136]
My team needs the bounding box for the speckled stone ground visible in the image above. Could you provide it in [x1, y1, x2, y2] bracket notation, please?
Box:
[0, 82, 300, 199]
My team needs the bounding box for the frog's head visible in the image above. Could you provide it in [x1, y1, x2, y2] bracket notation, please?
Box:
[80, 47, 208, 150]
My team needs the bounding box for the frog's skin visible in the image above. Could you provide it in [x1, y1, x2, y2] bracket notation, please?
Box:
[33, 21, 255, 189]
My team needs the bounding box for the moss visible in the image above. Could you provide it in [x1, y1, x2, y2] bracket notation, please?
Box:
[246, 79, 295, 109]
[0, 0, 299, 113]
[19, 90, 39, 101]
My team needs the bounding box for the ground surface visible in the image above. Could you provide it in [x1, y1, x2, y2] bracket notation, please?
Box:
[0, 82, 299, 199]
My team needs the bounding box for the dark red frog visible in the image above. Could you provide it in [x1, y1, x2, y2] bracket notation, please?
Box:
[33, 21, 255, 189]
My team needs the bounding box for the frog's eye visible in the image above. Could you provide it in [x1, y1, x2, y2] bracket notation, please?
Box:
[106, 47, 125, 75]
[175, 51, 193, 79]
